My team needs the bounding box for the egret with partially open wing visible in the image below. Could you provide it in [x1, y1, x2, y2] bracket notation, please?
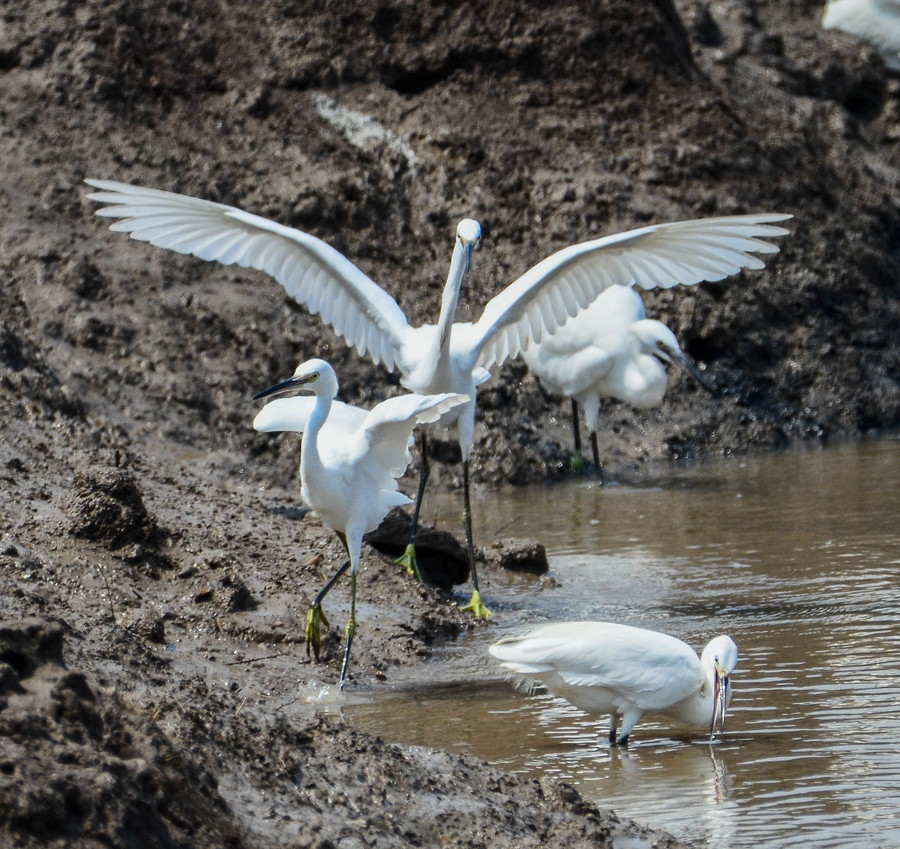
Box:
[253, 358, 466, 688]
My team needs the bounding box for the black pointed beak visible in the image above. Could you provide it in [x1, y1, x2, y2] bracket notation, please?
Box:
[253, 374, 303, 401]
[462, 238, 477, 277]
[660, 343, 716, 395]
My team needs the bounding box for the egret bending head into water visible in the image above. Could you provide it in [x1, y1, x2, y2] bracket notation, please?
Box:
[86, 178, 790, 617]
[253, 357, 466, 688]
[490, 622, 737, 746]
[523, 283, 712, 478]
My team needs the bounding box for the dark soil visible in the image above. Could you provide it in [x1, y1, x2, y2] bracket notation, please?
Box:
[1, 0, 898, 846]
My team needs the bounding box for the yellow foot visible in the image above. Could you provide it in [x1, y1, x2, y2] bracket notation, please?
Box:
[395, 543, 422, 582]
[305, 602, 330, 660]
[570, 452, 586, 475]
[461, 588, 493, 619]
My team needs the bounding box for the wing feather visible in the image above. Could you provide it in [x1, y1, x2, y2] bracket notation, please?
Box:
[491, 621, 703, 710]
[353, 393, 469, 479]
[469, 213, 791, 369]
[252, 396, 367, 439]
[86, 179, 411, 369]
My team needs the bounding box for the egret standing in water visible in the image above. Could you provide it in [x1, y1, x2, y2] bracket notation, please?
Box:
[253, 357, 466, 688]
[522, 283, 712, 478]
[490, 622, 737, 746]
[86, 178, 790, 616]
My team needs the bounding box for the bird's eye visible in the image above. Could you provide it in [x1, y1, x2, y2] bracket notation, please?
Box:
[311, 372, 319, 381]
[656, 340, 666, 350]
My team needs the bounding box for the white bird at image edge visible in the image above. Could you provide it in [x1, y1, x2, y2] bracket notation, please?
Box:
[822, 0, 900, 71]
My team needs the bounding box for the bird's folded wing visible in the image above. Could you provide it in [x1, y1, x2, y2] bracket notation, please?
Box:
[86, 179, 411, 370]
[491, 625, 701, 709]
[524, 342, 614, 396]
[490, 635, 583, 666]
[557, 657, 699, 709]
[493, 661, 556, 675]
[468, 213, 791, 371]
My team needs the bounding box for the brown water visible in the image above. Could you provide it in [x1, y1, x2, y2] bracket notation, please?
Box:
[345, 436, 900, 848]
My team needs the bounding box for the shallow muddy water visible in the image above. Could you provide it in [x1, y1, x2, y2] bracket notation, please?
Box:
[346, 436, 900, 848]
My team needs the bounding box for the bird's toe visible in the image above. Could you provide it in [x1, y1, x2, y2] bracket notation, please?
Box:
[461, 589, 493, 619]
[395, 544, 422, 581]
[305, 602, 329, 660]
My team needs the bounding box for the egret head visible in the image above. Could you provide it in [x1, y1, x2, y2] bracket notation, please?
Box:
[253, 358, 338, 401]
[630, 319, 714, 394]
[456, 219, 482, 275]
[701, 635, 738, 737]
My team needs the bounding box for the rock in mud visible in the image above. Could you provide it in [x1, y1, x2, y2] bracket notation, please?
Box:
[365, 508, 470, 591]
[486, 538, 550, 574]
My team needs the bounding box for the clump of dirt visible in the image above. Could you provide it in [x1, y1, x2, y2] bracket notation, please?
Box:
[365, 507, 470, 590]
[486, 539, 550, 575]
[65, 469, 167, 552]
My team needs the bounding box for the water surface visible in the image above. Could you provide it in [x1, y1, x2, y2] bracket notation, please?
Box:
[347, 437, 900, 848]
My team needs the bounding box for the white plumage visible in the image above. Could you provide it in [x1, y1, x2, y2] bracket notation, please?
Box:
[490, 621, 738, 745]
[523, 283, 710, 476]
[254, 396, 368, 443]
[822, 0, 900, 71]
[253, 358, 466, 687]
[86, 178, 790, 615]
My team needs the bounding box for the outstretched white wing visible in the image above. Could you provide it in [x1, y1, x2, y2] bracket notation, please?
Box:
[86, 179, 412, 370]
[253, 389, 466, 485]
[253, 396, 367, 438]
[355, 392, 469, 479]
[469, 213, 791, 370]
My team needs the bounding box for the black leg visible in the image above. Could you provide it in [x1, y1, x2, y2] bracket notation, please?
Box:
[571, 398, 586, 473]
[460, 458, 492, 618]
[590, 430, 605, 483]
[306, 558, 351, 659]
[338, 569, 357, 690]
[463, 458, 478, 591]
[306, 530, 350, 660]
[313, 559, 351, 607]
[396, 432, 429, 580]
[409, 431, 430, 546]
[571, 398, 582, 456]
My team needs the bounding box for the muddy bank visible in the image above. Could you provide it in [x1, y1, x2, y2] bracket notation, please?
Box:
[0, 617, 688, 848]
[1, 0, 899, 846]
